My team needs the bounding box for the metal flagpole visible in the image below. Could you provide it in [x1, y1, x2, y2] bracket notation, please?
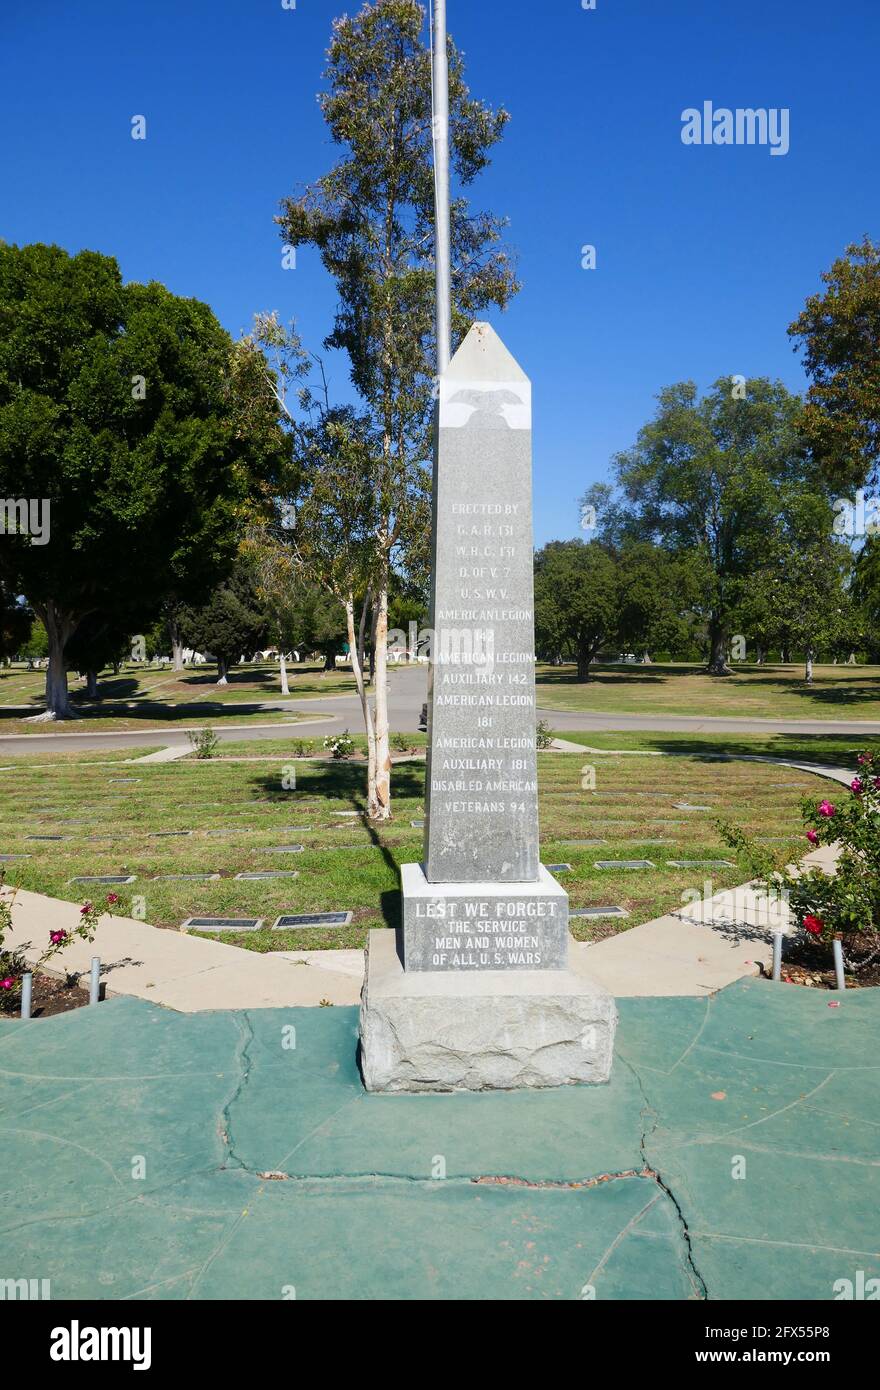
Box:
[431, 0, 452, 373]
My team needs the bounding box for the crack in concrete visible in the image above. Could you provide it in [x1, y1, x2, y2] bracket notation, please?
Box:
[218, 1011, 255, 1171]
[214, 1018, 709, 1297]
[619, 1053, 709, 1300]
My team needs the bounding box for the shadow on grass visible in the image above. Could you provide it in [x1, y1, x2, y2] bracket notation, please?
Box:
[564, 733, 878, 766]
[537, 662, 880, 707]
[247, 765, 424, 931]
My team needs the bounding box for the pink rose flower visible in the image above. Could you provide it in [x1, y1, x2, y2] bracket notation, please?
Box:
[106, 892, 119, 905]
[851, 778, 863, 794]
[818, 800, 836, 818]
[0, 977, 14, 990]
[49, 929, 67, 945]
[806, 829, 819, 845]
[80, 902, 93, 916]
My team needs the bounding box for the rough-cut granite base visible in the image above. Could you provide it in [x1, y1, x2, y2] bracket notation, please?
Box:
[359, 930, 618, 1093]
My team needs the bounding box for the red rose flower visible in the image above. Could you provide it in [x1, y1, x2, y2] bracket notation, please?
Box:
[803, 915, 824, 935]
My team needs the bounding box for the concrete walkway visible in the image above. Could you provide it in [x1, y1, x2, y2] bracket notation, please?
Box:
[5, 888, 363, 1010]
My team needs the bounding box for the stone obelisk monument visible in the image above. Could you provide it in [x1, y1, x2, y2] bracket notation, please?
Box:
[359, 322, 617, 1092]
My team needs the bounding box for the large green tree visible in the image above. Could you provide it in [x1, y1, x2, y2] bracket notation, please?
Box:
[178, 557, 267, 684]
[0, 243, 281, 718]
[273, 0, 517, 818]
[789, 237, 880, 491]
[534, 540, 618, 679]
[585, 378, 812, 674]
[730, 491, 854, 681]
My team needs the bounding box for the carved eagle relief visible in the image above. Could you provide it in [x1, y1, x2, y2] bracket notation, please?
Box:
[448, 387, 524, 429]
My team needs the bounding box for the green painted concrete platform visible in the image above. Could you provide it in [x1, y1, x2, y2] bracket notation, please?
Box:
[1, 978, 877, 1300]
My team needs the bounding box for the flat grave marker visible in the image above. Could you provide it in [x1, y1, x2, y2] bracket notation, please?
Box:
[152, 873, 221, 882]
[69, 874, 137, 884]
[272, 912, 353, 929]
[673, 802, 713, 812]
[543, 862, 572, 874]
[557, 839, 604, 846]
[183, 916, 263, 932]
[0, 853, 31, 860]
[571, 906, 630, 919]
[150, 830, 193, 838]
[234, 870, 300, 881]
[264, 845, 305, 854]
[666, 859, 735, 869]
[595, 860, 655, 870]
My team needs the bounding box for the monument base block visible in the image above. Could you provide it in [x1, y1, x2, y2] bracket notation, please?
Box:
[359, 929, 618, 1094]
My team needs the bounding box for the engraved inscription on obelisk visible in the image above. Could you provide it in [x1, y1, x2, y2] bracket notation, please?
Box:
[424, 323, 539, 884]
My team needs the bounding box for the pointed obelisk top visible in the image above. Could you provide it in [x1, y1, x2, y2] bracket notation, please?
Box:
[445, 322, 529, 384]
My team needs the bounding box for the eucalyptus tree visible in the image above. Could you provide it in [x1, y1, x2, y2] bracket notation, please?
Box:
[273, 0, 518, 817]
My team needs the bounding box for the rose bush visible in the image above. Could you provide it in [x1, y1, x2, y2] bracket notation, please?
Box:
[0, 879, 119, 1009]
[720, 750, 880, 975]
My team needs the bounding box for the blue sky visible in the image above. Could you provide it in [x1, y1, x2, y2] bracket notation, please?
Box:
[2, 0, 878, 545]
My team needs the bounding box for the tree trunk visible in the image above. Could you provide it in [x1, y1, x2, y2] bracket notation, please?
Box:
[576, 644, 591, 681]
[369, 602, 378, 685]
[345, 594, 376, 808]
[30, 601, 77, 721]
[370, 574, 391, 821]
[324, 649, 335, 672]
[805, 650, 814, 684]
[216, 657, 228, 686]
[755, 644, 764, 665]
[85, 669, 98, 700]
[706, 622, 732, 676]
[169, 615, 185, 671]
[279, 651, 289, 696]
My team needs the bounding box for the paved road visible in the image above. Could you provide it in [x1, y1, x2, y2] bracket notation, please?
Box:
[2, 663, 879, 754]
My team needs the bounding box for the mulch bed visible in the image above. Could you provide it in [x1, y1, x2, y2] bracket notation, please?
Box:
[0, 972, 89, 1018]
[766, 931, 880, 990]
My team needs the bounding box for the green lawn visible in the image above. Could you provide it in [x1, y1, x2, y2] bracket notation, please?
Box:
[0, 743, 828, 951]
[536, 662, 880, 721]
[0, 661, 364, 734]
